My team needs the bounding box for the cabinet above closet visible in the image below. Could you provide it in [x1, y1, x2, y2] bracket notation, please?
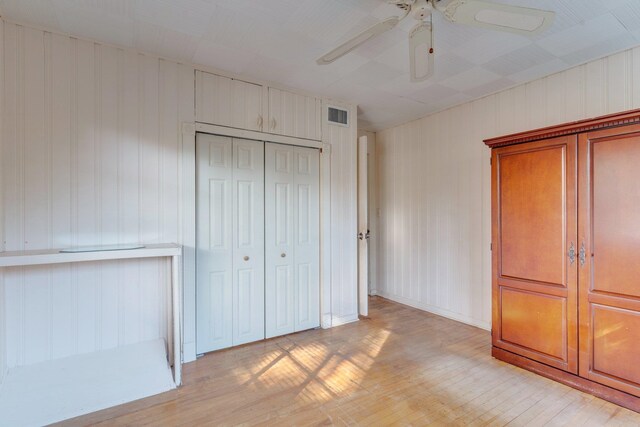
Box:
[195, 71, 322, 141]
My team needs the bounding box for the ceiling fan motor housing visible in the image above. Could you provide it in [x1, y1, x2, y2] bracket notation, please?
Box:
[412, 0, 433, 20]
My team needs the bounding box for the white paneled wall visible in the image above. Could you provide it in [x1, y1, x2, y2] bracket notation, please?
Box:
[1, 22, 194, 368]
[376, 46, 640, 331]
[325, 102, 358, 326]
[0, 17, 5, 383]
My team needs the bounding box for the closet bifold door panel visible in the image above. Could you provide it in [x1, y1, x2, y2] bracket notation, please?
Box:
[265, 143, 320, 339]
[492, 135, 578, 373]
[196, 134, 265, 354]
[578, 124, 640, 398]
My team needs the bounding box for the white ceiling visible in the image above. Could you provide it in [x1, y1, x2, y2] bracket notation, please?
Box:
[1, 0, 640, 131]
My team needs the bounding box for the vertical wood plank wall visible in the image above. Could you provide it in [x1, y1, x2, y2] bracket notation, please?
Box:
[0, 17, 5, 382]
[0, 20, 360, 366]
[375, 46, 640, 330]
[325, 102, 359, 326]
[0, 22, 195, 368]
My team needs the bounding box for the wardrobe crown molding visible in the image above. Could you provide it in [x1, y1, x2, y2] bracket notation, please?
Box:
[484, 108, 640, 148]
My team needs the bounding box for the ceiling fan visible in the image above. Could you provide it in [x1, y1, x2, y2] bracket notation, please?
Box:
[316, 0, 555, 82]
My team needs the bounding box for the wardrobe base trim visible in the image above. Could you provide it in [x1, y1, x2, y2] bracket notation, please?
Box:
[492, 346, 640, 413]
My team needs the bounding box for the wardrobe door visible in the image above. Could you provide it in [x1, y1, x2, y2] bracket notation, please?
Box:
[265, 143, 296, 338]
[232, 138, 265, 346]
[492, 135, 578, 373]
[578, 125, 640, 397]
[293, 146, 320, 332]
[196, 134, 233, 354]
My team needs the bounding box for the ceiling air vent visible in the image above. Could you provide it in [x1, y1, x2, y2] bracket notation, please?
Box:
[327, 106, 349, 127]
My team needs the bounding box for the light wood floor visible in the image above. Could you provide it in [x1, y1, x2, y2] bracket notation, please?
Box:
[58, 297, 640, 426]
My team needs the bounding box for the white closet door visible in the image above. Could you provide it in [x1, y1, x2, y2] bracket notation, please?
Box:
[265, 143, 320, 338]
[232, 138, 265, 346]
[197, 135, 265, 353]
[265, 143, 295, 338]
[294, 146, 320, 332]
[196, 134, 233, 354]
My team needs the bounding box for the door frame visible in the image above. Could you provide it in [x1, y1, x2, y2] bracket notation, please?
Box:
[357, 135, 369, 317]
[181, 122, 331, 362]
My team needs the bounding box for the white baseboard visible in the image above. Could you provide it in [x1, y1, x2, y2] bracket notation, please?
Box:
[321, 314, 332, 329]
[331, 314, 359, 327]
[369, 289, 378, 296]
[182, 341, 197, 363]
[376, 291, 491, 331]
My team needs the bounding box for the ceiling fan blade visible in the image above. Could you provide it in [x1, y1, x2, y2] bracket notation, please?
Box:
[409, 22, 434, 82]
[316, 16, 401, 65]
[439, 0, 555, 36]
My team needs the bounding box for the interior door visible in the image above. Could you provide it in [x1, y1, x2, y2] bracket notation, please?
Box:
[196, 134, 233, 354]
[358, 135, 369, 317]
[232, 138, 265, 346]
[578, 125, 640, 397]
[293, 146, 320, 332]
[265, 143, 295, 338]
[492, 135, 578, 373]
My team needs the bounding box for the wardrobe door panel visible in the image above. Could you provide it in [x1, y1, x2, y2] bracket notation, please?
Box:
[499, 146, 565, 285]
[592, 305, 640, 386]
[579, 125, 640, 397]
[500, 288, 566, 361]
[492, 135, 578, 373]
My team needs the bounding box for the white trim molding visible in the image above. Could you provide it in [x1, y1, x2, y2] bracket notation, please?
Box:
[181, 126, 334, 361]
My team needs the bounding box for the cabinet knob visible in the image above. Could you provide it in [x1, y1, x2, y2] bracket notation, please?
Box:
[243, 256, 250, 261]
[281, 253, 286, 258]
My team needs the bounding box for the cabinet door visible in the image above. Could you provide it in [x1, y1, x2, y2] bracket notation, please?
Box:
[268, 88, 321, 140]
[578, 125, 640, 397]
[196, 134, 233, 354]
[492, 135, 578, 373]
[196, 71, 263, 132]
[232, 138, 265, 346]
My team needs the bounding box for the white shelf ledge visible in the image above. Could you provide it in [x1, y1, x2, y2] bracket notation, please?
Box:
[0, 340, 175, 427]
[0, 243, 182, 267]
[0, 242, 184, 401]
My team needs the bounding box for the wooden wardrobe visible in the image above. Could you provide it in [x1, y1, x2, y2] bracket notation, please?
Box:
[486, 110, 640, 412]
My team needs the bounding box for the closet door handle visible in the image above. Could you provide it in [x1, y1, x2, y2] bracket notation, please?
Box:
[257, 114, 263, 129]
[243, 256, 250, 262]
[271, 118, 276, 130]
[568, 242, 576, 265]
[579, 242, 586, 266]
[281, 253, 286, 258]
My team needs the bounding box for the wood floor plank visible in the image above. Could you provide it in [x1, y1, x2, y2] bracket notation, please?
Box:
[56, 297, 640, 426]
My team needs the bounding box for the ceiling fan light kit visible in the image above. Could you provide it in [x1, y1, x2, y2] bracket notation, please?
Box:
[316, 0, 555, 82]
[409, 22, 434, 82]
